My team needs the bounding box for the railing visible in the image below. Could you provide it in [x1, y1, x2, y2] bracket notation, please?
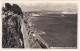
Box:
[21, 15, 49, 48]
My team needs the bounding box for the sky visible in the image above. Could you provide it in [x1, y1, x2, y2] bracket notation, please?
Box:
[18, 3, 77, 12]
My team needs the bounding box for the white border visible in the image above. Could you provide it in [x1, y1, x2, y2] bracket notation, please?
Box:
[0, 0, 79, 51]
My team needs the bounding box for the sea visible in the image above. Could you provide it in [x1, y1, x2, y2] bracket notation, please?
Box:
[29, 14, 77, 48]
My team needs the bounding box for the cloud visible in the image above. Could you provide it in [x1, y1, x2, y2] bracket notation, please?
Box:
[19, 3, 77, 12]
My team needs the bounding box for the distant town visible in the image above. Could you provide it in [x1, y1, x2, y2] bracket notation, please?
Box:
[23, 10, 77, 17]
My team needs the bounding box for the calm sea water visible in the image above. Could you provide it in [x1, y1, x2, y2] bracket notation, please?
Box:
[30, 15, 77, 47]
